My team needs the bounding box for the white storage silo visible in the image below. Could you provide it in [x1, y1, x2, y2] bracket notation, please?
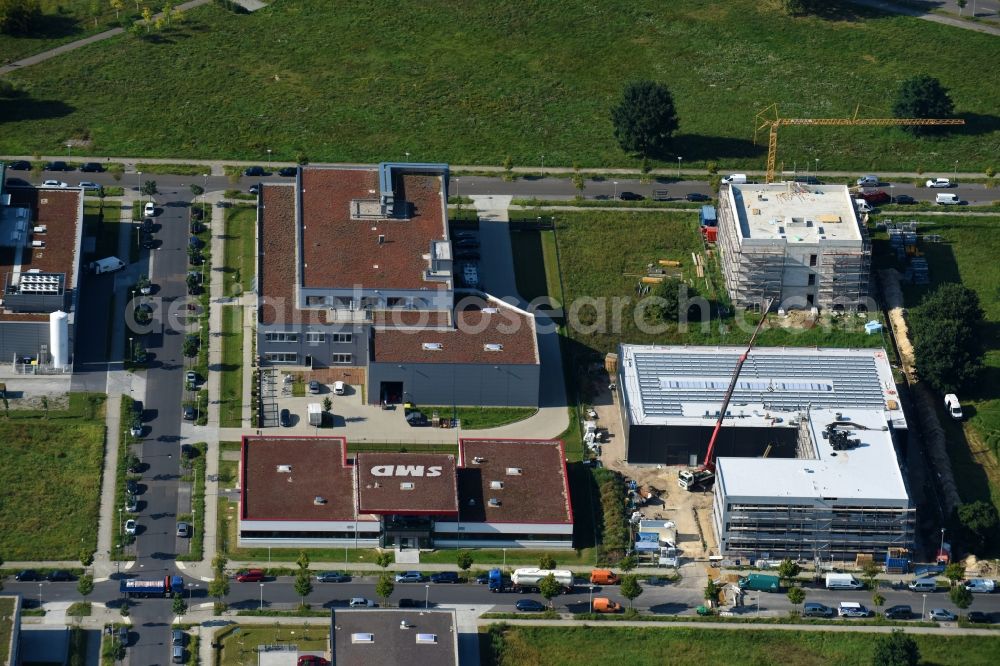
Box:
[49, 310, 69, 370]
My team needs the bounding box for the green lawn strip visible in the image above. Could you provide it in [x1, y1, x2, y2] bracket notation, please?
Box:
[114, 396, 138, 560]
[0, 598, 13, 665]
[135, 163, 211, 177]
[482, 625, 997, 666]
[0, 397, 106, 560]
[222, 206, 257, 295]
[0, 2, 141, 63]
[220, 440, 242, 453]
[177, 442, 207, 562]
[512, 197, 707, 210]
[219, 306, 244, 428]
[217, 625, 328, 666]
[2, 2, 997, 171]
[420, 406, 537, 429]
[66, 602, 92, 617]
[183, 219, 212, 425]
[224, 189, 256, 201]
[878, 214, 1000, 522]
[345, 443, 459, 455]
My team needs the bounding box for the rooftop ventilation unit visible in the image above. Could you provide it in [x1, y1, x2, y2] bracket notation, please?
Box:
[488, 498, 502, 508]
[33, 225, 47, 234]
[399, 620, 411, 630]
[484, 343, 503, 352]
[351, 633, 374, 644]
[471, 456, 485, 465]
[422, 342, 443, 351]
[276, 465, 292, 473]
[416, 634, 438, 644]
[400, 482, 415, 490]
[378, 234, 385, 245]
[313, 496, 328, 505]
[490, 480, 504, 490]
[505, 467, 522, 476]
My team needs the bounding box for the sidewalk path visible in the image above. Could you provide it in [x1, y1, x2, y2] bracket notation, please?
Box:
[0, 1, 212, 77]
[847, 0, 1000, 36]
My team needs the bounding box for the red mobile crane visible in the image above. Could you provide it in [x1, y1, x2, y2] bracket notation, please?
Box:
[678, 300, 773, 491]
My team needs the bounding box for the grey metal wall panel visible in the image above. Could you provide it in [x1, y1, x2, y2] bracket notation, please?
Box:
[368, 362, 539, 407]
[0, 321, 68, 361]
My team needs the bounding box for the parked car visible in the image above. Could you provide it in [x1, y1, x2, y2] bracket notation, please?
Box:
[140, 218, 155, 233]
[925, 177, 952, 188]
[515, 599, 546, 612]
[793, 176, 821, 185]
[176, 522, 191, 538]
[944, 394, 963, 420]
[838, 602, 873, 618]
[966, 611, 993, 624]
[172, 645, 184, 664]
[456, 239, 479, 249]
[802, 602, 835, 618]
[405, 411, 428, 427]
[619, 191, 644, 201]
[860, 189, 891, 205]
[333, 381, 346, 395]
[78, 181, 101, 191]
[279, 408, 292, 427]
[42, 180, 68, 187]
[124, 519, 137, 535]
[249, 185, 260, 195]
[430, 572, 460, 584]
[124, 495, 138, 512]
[395, 571, 426, 583]
[856, 174, 879, 187]
[6, 160, 30, 170]
[397, 598, 420, 608]
[186, 371, 200, 386]
[475, 573, 490, 585]
[144, 201, 156, 216]
[235, 569, 265, 582]
[884, 605, 912, 620]
[14, 570, 42, 581]
[46, 570, 75, 582]
[126, 479, 139, 495]
[349, 597, 375, 607]
[316, 571, 349, 583]
[44, 161, 70, 171]
[894, 194, 915, 205]
[278, 167, 297, 177]
[685, 192, 710, 202]
[308, 380, 321, 394]
[936, 193, 960, 205]
[172, 630, 186, 647]
[297, 657, 330, 666]
[928, 608, 957, 622]
[188, 236, 204, 249]
[183, 405, 197, 421]
[244, 166, 265, 176]
[80, 162, 104, 173]
[190, 221, 206, 234]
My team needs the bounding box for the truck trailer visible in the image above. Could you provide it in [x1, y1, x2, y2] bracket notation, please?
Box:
[490, 568, 574, 593]
[307, 403, 323, 426]
[120, 575, 184, 598]
[738, 573, 781, 592]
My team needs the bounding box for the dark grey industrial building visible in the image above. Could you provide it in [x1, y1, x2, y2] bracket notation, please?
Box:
[256, 163, 540, 407]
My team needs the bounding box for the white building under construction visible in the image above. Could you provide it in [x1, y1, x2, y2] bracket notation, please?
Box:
[716, 182, 871, 312]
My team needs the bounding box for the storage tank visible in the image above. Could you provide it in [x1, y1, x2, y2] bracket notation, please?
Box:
[49, 310, 69, 369]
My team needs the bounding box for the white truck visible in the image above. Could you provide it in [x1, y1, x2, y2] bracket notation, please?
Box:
[944, 394, 963, 420]
[89, 256, 125, 274]
[825, 573, 865, 590]
[510, 568, 575, 593]
[307, 403, 323, 427]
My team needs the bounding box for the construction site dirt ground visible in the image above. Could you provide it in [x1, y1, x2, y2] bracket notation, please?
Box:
[589, 383, 718, 560]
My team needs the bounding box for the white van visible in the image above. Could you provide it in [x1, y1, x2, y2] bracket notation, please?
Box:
[964, 578, 996, 593]
[333, 381, 346, 396]
[908, 578, 938, 592]
[854, 199, 874, 213]
[825, 573, 864, 590]
[936, 193, 960, 205]
[944, 394, 963, 420]
[723, 174, 748, 184]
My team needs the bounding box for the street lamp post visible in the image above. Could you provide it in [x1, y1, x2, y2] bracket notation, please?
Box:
[424, 584, 430, 609]
[202, 174, 209, 216]
[814, 159, 819, 175]
[613, 181, 618, 200]
[677, 156, 682, 177]
[922, 593, 927, 619]
[889, 184, 894, 204]
[136, 171, 142, 194]
[66, 143, 72, 158]
[38, 583, 42, 608]
[267, 149, 272, 170]
[405, 151, 410, 163]
[502, 548, 507, 572]
[541, 154, 545, 170]
[589, 584, 594, 614]
[128, 337, 133, 363]
[954, 160, 958, 183]
[259, 583, 264, 610]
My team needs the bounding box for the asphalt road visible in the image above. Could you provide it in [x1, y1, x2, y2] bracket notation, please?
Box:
[8, 166, 997, 207]
[6, 577, 1000, 622]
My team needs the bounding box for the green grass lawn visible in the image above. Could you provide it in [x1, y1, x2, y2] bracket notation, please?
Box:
[550, 210, 885, 364]
[222, 205, 256, 295]
[0, 598, 12, 666]
[872, 213, 1000, 531]
[0, 1, 141, 63]
[1, 1, 997, 171]
[0, 395, 106, 560]
[219, 305, 244, 428]
[135, 163, 211, 177]
[482, 625, 1000, 666]
[424, 406, 537, 429]
[83, 199, 123, 259]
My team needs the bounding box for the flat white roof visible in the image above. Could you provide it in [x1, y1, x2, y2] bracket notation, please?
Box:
[619, 345, 905, 429]
[722, 183, 863, 244]
[716, 408, 909, 503]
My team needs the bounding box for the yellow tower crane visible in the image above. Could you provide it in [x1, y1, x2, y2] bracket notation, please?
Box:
[753, 103, 965, 184]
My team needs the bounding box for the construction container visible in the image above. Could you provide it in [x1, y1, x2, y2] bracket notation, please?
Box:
[702, 226, 718, 243]
[658, 259, 681, 267]
[700, 205, 717, 227]
[642, 276, 665, 284]
[604, 353, 618, 376]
